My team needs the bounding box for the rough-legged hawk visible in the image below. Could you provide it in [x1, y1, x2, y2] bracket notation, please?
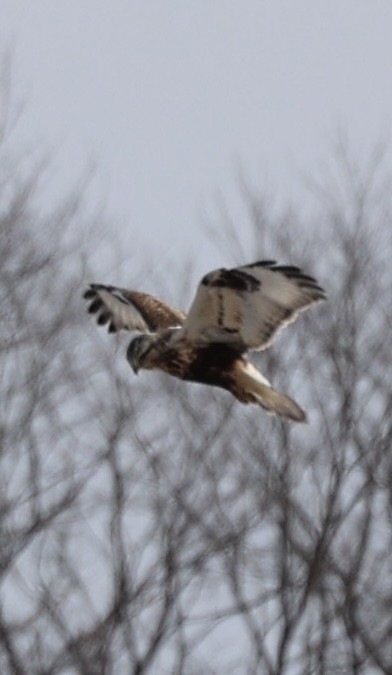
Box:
[84, 260, 326, 422]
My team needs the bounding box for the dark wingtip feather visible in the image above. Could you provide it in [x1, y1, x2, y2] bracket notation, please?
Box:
[83, 287, 96, 300]
[247, 260, 277, 268]
[246, 261, 327, 299]
[97, 312, 110, 326]
[88, 298, 103, 314]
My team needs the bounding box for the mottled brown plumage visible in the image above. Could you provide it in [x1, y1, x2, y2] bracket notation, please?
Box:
[84, 260, 326, 421]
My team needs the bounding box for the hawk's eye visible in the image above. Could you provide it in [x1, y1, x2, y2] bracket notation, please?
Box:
[127, 338, 143, 362]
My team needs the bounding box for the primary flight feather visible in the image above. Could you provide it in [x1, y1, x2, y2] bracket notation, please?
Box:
[84, 260, 326, 422]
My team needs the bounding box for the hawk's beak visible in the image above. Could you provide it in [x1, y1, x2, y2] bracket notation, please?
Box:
[131, 363, 139, 375]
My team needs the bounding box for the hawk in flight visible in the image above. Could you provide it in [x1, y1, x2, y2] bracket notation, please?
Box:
[84, 260, 326, 422]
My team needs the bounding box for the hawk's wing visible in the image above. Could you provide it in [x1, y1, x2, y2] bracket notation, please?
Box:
[183, 260, 326, 351]
[83, 284, 185, 333]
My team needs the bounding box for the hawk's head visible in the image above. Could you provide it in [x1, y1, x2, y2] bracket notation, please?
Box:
[126, 334, 156, 374]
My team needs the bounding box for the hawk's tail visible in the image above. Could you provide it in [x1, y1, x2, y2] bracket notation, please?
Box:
[234, 362, 307, 423]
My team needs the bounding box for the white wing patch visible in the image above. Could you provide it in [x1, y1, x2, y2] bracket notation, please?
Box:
[84, 284, 185, 334]
[183, 260, 326, 351]
[84, 285, 151, 332]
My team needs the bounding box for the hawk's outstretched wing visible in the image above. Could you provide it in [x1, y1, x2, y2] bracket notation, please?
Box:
[183, 260, 326, 351]
[83, 284, 185, 333]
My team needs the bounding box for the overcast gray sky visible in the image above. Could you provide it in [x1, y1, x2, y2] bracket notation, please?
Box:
[2, 1, 392, 275]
